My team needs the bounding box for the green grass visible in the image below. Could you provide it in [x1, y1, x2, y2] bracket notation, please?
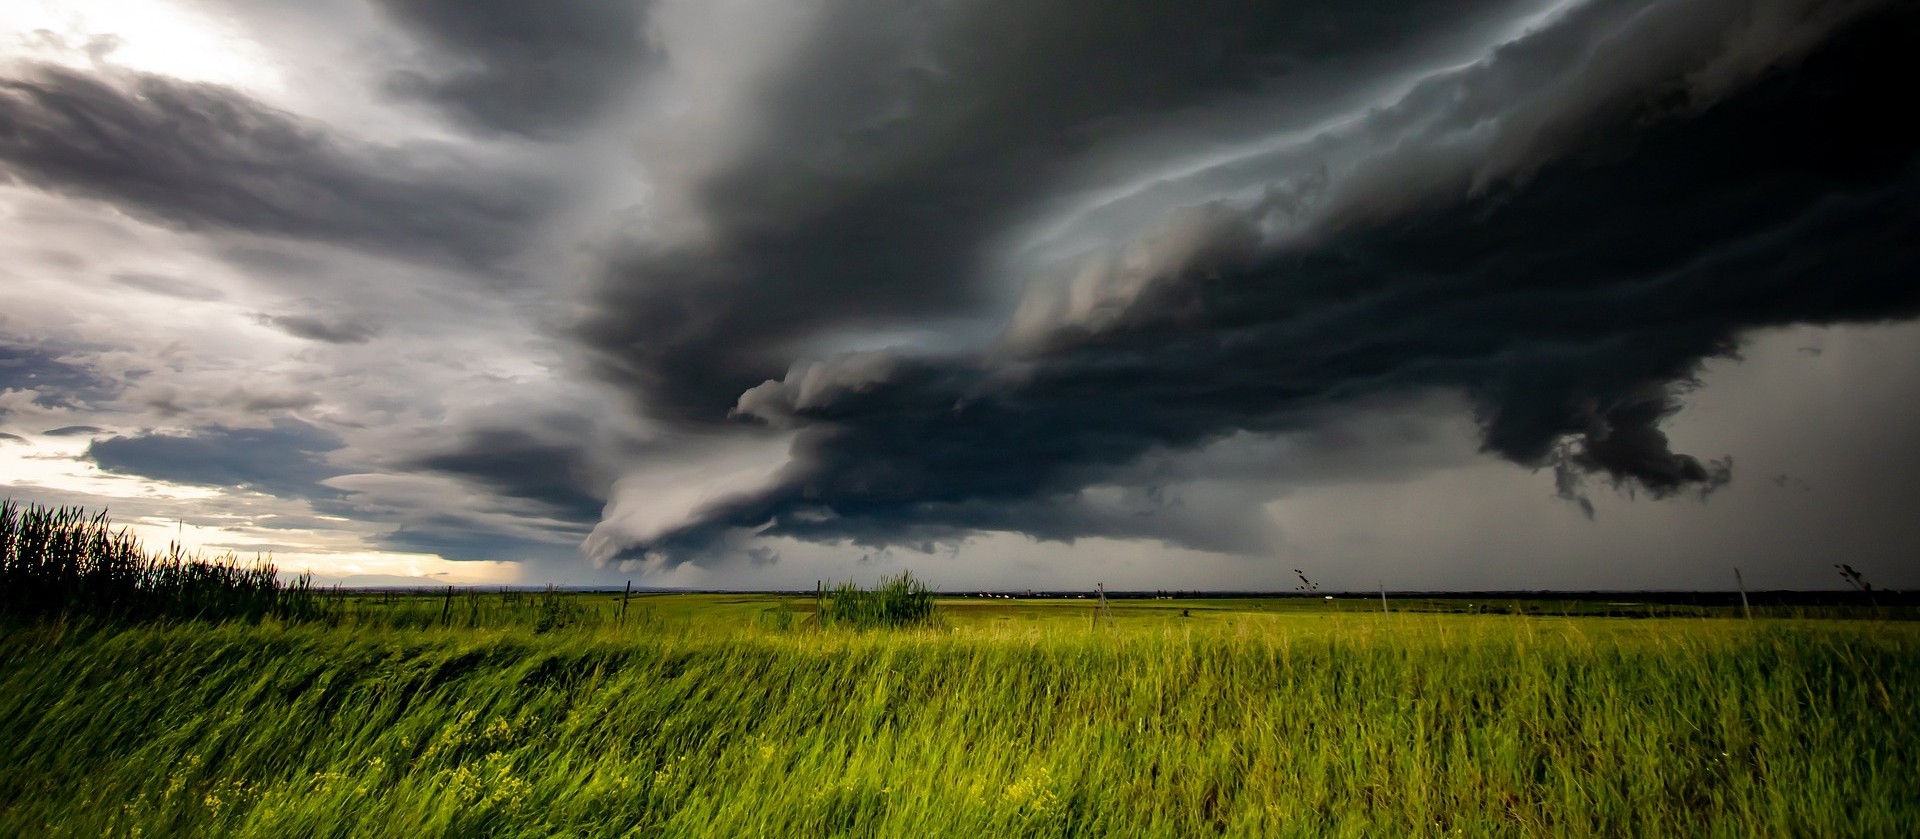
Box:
[1, 500, 320, 624]
[818, 572, 938, 630]
[2, 598, 1914, 837]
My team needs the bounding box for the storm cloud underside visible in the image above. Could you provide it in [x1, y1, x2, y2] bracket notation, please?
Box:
[583, 0, 1920, 561]
[1, 0, 1917, 585]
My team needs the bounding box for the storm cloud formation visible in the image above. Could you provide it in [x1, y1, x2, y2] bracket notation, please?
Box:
[406, 427, 614, 523]
[578, 0, 1514, 422]
[5, 0, 1920, 586]
[0, 342, 115, 411]
[0, 64, 547, 267]
[584, 0, 1920, 560]
[375, 0, 658, 138]
[87, 419, 348, 500]
[259, 314, 380, 345]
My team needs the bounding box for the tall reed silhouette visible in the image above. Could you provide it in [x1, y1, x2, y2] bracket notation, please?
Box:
[0, 499, 319, 624]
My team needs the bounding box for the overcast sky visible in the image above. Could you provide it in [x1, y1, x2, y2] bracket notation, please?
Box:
[3, 0, 1918, 590]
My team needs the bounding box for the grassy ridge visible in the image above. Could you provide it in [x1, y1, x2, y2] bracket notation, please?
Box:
[2, 607, 1914, 837]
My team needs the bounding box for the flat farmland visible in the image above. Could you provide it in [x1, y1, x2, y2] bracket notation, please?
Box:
[2, 594, 1914, 837]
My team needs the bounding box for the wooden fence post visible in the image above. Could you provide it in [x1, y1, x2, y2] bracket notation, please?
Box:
[1735, 568, 1752, 620]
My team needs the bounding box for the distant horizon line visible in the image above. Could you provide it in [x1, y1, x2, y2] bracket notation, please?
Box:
[313, 585, 1906, 598]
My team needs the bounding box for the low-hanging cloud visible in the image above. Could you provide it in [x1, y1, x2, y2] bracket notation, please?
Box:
[86, 419, 349, 500]
[404, 426, 615, 524]
[578, 0, 1519, 422]
[0, 341, 117, 411]
[258, 314, 380, 345]
[586, 0, 1920, 562]
[374, 0, 659, 138]
[4, 0, 1916, 585]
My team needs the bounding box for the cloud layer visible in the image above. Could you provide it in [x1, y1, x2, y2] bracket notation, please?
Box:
[0, 63, 549, 267]
[3, 0, 1918, 588]
[585, 0, 1920, 561]
[374, 0, 658, 138]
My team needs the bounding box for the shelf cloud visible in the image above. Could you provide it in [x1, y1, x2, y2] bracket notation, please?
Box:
[3, 0, 1918, 589]
[584, 0, 1920, 561]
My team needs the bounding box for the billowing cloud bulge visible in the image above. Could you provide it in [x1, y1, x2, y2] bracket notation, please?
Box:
[585, 0, 1920, 562]
[2, 0, 1918, 587]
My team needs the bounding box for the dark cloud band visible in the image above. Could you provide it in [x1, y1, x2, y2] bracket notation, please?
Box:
[374, 0, 658, 138]
[577, 0, 1519, 423]
[0, 64, 550, 268]
[599, 0, 1920, 560]
[86, 419, 348, 500]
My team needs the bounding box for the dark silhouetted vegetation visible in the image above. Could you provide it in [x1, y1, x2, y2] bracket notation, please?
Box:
[0, 499, 319, 624]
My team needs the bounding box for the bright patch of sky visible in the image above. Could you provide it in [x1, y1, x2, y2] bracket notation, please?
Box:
[1, 0, 282, 92]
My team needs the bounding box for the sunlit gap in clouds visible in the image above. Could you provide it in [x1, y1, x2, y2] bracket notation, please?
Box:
[0, 0, 281, 93]
[109, 518, 520, 587]
[1, 438, 524, 587]
[0, 434, 225, 501]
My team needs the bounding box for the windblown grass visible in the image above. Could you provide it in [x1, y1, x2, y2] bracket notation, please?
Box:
[1, 607, 1913, 837]
[819, 571, 938, 629]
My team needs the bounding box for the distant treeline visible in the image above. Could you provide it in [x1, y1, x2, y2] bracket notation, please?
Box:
[0, 500, 321, 625]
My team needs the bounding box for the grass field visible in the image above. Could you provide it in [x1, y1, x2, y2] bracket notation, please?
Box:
[2, 594, 1916, 837]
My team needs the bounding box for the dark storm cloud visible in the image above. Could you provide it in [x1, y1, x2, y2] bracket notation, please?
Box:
[578, 0, 1515, 422]
[87, 419, 348, 499]
[0, 433, 24, 444]
[405, 428, 610, 523]
[258, 314, 379, 345]
[375, 0, 657, 138]
[42, 425, 106, 437]
[375, 514, 589, 563]
[0, 341, 115, 409]
[607, 0, 1920, 559]
[0, 64, 549, 268]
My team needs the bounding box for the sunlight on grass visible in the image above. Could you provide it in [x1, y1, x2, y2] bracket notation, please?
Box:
[1, 598, 1914, 837]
